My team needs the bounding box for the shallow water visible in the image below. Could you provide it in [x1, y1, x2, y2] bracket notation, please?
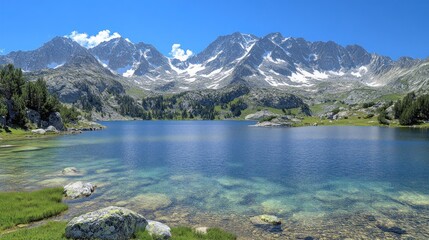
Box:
[1, 121, 429, 239]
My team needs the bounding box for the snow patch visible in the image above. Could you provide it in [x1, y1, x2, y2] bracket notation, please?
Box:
[309, 54, 318, 61]
[264, 52, 286, 64]
[351, 66, 368, 78]
[288, 68, 328, 83]
[201, 68, 223, 78]
[97, 59, 110, 68]
[329, 70, 345, 76]
[206, 50, 223, 63]
[47, 62, 65, 69]
[366, 81, 383, 87]
[235, 42, 256, 62]
[186, 64, 205, 77]
[143, 49, 151, 59]
[288, 72, 308, 83]
[168, 59, 187, 74]
[269, 69, 280, 76]
[207, 83, 219, 89]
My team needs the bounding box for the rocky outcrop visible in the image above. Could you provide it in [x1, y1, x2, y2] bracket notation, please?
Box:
[254, 116, 300, 127]
[26, 110, 65, 131]
[65, 206, 147, 240]
[64, 181, 96, 199]
[245, 110, 279, 121]
[48, 112, 65, 131]
[146, 220, 172, 240]
[26, 109, 41, 126]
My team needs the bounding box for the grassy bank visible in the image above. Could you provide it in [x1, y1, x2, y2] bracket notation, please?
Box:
[0, 187, 68, 231]
[0, 187, 236, 240]
[293, 115, 429, 128]
[0, 221, 67, 240]
[0, 127, 61, 140]
[1, 222, 236, 240]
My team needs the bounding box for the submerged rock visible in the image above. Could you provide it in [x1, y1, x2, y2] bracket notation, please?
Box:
[395, 191, 429, 206]
[251, 214, 282, 225]
[65, 206, 147, 240]
[146, 220, 172, 239]
[62, 167, 81, 176]
[377, 224, 406, 235]
[64, 181, 96, 199]
[125, 193, 172, 211]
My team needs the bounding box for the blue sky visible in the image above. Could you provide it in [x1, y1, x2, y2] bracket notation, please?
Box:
[0, 0, 428, 59]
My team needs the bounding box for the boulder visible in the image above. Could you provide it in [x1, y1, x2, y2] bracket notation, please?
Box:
[337, 111, 348, 119]
[48, 112, 65, 131]
[0, 116, 5, 128]
[146, 220, 172, 240]
[45, 125, 58, 133]
[65, 206, 147, 240]
[31, 129, 46, 135]
[40, 120, 49, 129]
[26, 109, 41, 126]
[194, 226, 209, 235]
[64, 181, 96, 199]
[62, 167, 81, 176]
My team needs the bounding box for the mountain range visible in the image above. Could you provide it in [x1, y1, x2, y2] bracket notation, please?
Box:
[1, 32, 428, 118]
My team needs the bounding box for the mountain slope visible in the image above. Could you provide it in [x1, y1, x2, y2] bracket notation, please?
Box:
[0, 37, 91, 72]
[89, 37, 171, 77]
[25, 53, 127, 119]
[1, 31, 427, 110]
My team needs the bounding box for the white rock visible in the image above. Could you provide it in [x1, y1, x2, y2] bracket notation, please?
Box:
[64, 181, 96, 199]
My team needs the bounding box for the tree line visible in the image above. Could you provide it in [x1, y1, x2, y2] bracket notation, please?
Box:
[393, 92, 429, 125]
[0, 64, 78, 129]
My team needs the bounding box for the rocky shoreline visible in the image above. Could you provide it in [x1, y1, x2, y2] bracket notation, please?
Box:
[50, 167, 429, 240]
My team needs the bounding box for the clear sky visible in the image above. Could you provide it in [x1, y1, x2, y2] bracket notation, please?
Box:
[0, 0, 428, 60]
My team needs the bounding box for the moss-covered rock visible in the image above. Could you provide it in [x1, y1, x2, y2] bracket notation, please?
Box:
[65, 206, 147, 240]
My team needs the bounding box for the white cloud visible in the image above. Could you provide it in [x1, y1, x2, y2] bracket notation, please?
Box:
[170, 43, 193, 61]
[0, 48, 4, 54]
[66, 30, 121, 48]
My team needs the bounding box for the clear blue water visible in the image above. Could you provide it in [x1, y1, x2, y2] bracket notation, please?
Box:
[1, 121, 429, 237]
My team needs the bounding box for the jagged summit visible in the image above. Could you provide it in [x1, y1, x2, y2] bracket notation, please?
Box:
[0, 32, 425, 94]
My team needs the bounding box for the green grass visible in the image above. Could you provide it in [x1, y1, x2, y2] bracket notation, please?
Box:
[0, 128, 31, 140]
[375, 93, 404, 101]
[0, 188, 68, 231]
[135, 226, 236, 240]
[0, 222, 67, 240]
[0, 127, 60, 140]
[1, 224, 236, 240]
